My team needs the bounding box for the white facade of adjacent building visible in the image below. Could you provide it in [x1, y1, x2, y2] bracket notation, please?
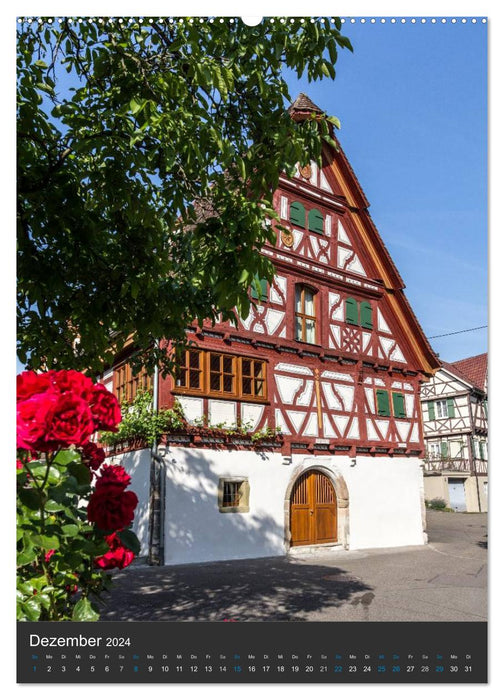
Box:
[420, 355, 488, 512]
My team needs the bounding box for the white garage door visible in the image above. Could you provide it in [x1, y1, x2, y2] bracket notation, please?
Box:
[448, 478, 467, 512]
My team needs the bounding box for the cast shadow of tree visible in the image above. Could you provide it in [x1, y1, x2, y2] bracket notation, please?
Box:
[101, 556, 372, 622]
[102, 446, 372, 621]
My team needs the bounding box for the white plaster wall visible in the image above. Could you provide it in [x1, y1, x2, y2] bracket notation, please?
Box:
[162, 447, 289, 565]
[345, 457, 425, 549]
[105, 448, 427, 565]
[160, 448, 426, 564]
[108, 448, 151, 558]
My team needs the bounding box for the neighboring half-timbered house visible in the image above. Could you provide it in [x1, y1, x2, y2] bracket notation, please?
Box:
[421, 353, 488, 512]
[102, 94, 441, 565]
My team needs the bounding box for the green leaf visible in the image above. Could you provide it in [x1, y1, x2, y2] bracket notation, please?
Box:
[327, 115, 341, 129]
[44, 500, 65, 513]
[328, 40, 337, 66]
[61, 523, 80, 537]
[52, 449, 81, 467]
[18, 488, 43, 511]
[31, 534, 61, 550]
[238, 269, 250, 284]
[129, 97, 145, 115]
[17, 547, 38, 566]
[117, 529, 141, 555]
[72, 597, 100, 621]
[21, 598, 42, 621]
[81, 538, 109, 556]
[37, 593, 52, 611]
[28, 465, 62, 484]
[67, 462, 92, 486]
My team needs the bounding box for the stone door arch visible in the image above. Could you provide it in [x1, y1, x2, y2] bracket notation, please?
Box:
[284, 465, 349, 549]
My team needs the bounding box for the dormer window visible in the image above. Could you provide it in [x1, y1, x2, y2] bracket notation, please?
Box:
[295, 285, 317, 344]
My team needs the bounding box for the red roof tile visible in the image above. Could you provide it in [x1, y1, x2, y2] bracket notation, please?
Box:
[444, 353, 487, 392]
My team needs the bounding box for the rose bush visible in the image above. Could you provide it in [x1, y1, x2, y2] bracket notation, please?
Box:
[16, 369, 140, 621]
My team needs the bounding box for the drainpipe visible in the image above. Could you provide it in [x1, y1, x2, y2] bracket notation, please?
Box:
[148, 344, 164, 565]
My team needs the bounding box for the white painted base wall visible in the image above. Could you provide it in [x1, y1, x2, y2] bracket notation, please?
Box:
[110, 447, 427, 565]
[159, 447, 427, 565]
[109, 449, 152, 558]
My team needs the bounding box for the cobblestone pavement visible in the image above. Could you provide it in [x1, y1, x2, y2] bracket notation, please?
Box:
[101, 511, 487, 622]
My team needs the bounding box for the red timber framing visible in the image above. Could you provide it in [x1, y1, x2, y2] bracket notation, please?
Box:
[117, 93, 440, 457]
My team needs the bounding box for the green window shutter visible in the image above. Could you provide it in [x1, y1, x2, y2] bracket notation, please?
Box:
[376, 390, 391, 417]
[259, 278, 268, 301]
[308, 208, 324, 234]
[289, 201, 305, 227]
[447, 397, 455, 418]
[345, 297, 358, 325]
[441, 442, 449, 458]
[251, 277, 268, 301]
[479, 441, 485, 460]
[471, 437, 477, 457]
[427, 401, 435, 420]
[360, 301, 373, 329]
[392, 392, 406, 418]
[483, 400, 488, 419]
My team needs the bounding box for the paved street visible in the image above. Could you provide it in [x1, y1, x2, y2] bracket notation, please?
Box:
[101, 511, 487, 622]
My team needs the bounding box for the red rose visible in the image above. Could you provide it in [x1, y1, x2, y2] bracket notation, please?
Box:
[81, 442, 106, 471]
[16, 459, 23, 470]
[46, 392, 96, 447]
[95, 464, 131, 489]
[52, 370, 94, 400]
[87, 486, 138, 531]
[94, 533, 135, 570]
[89, 384, 122, 432]
[17, 371, 54, 402]
[16, 391, 60, 451]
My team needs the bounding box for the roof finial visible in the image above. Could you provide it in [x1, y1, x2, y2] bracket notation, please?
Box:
[288, 93, 325, 120]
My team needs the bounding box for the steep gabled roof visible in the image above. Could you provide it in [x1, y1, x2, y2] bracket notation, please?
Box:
[449, 353, 487, 392]
[291, 94, 440, 376]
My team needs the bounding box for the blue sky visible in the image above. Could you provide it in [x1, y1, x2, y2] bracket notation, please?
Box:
[284, 18, 487, 363]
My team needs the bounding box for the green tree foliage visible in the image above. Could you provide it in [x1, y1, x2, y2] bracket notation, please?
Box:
[17, 17, 352, 373]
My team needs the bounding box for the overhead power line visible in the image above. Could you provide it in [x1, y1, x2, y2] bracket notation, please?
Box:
[427, 325, 487, 339]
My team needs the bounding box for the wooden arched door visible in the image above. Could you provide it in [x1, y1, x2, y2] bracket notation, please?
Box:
[290, 470, 337, 546]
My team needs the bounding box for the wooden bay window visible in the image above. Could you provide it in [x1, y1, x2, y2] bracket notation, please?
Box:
[174, 349, 267, 401]
[114, 362, 152, 404]
[175, 349, 203, 391]
[209, 352, 236, 395]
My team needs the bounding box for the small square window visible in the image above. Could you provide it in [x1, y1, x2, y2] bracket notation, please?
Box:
[218, 478, 250, 513]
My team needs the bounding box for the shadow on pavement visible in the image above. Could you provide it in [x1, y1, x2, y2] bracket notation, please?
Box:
[101, 557, 372, 622]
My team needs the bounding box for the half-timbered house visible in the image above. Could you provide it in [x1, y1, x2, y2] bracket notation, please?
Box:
[102, 94, 441, 565]
[421, 353, 488, 512]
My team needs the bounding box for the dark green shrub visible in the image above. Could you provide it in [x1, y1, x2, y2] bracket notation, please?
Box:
[427, 498, 448, 510]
